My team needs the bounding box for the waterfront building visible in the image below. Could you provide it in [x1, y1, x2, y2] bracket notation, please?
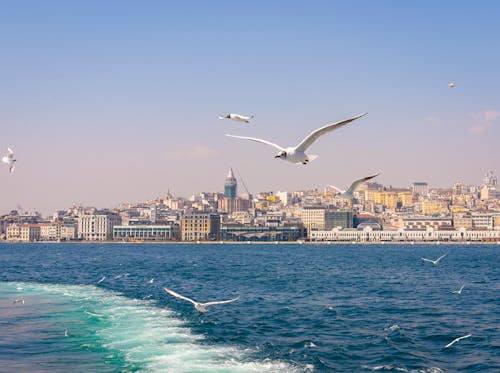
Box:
[221, 222, 305, 242]
[113, 225, 178, 241]
[310, 226, 500, 243]
[60, 225, 77, 240]
[77, 213, 121, 241]
[6, 223, 41, 242]
[181, 213, 220, 241]
[300, 207, 353, 236]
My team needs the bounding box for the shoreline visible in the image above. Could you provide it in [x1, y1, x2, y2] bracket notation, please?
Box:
[1, 240, 499, 246]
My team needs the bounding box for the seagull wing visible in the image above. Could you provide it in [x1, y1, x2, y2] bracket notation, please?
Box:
[163, 287, 198, 305]
[346, 173, 380, 194]
[327, 185, 344, 193]
[202, 296, 240, 307]
[10, 164, 15, 173]
[7, 147, 13, 154]
[435, 254, 446, 263]
[421, 257, 433, 263]
[459, 284, 465, 292]
[2, 156, 9, 164]
[445, 334, 471, 348]
[225, 134, 284, 151]
[295, 113, 367, 152]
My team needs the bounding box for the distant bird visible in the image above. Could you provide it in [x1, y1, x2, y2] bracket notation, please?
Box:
[64, 330, 69, 337]
[449, 82, 455, 88]
[225, 113, 367, 165]
[148, 278, 154, 284]
[163, 287, 239, 313]
[219, 113, 254, 123]
[97, 276, 106, 284]
[421, 254, 446, 265]
[2, 147, 16, 173]
[445, 334, 471, 348]
[328, 173, 380, 200]
[12, 298, 24, 304]
[451, 284, 465, 294]
[114, 273, 129, 279]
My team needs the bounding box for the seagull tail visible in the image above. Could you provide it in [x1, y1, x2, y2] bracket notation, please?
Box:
[308, 154, 319, 162]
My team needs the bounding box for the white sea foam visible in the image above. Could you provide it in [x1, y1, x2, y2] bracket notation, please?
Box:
[6, 282, 301, 372]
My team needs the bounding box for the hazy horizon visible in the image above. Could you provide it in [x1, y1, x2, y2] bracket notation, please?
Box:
[1, 1, 499, 215]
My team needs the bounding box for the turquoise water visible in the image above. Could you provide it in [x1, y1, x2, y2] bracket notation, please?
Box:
[0, 243, 499, 372]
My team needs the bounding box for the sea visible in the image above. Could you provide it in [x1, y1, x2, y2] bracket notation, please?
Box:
[0, 243, 498, 372]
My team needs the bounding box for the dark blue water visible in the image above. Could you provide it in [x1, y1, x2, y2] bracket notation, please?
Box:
[0, 243, 499, 372]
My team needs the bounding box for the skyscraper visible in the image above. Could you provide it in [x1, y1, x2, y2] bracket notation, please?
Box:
[224, 168, 237, 198]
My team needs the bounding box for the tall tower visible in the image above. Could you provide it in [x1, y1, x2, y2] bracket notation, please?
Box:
[224, 168, 237, 198]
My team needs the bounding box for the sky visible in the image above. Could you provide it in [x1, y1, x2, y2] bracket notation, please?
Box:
[1, 1, 499, 215]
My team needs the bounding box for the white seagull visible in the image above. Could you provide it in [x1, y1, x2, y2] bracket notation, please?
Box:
[219, 113, 254, 123]
[328, 173, 380, 200]
[97, 276, 106, 284]
[148, 278, 154, 284]
[225, 113, 367, 164]
[163, 287, 239, 313]
[12, 298, 25, 304]
[421, 254, 446, 265]
[444, 334, 471, 348]
[451, 284, 465, 294]
[64, 329, 69, 337]
[2, 147, 16, 173]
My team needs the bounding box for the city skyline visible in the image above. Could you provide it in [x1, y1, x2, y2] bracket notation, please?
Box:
[1, 1, 499, 215]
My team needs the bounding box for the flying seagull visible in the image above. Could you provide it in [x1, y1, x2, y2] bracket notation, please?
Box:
[225, 113, 367, 164]
[219, 113, 254, 123]
[148, 278, 154, 284]
[328, 173, 380, 200]
[64, 330, 69, 337]
[12, 298, 25, 304]
[451, 284, 465, 294]
[421, 254, 446, 265]
[163, 287, 239, 313]
[2, 147, 16, 173]
[445, 334, 471, 348]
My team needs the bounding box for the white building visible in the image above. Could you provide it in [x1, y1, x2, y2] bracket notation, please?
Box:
[113, 225, 176, 241]
[78, 213, 121, 241]
[310, 226, 500, 243]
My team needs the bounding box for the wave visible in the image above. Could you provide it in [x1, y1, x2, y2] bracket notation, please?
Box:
[2, 282, 301, 372]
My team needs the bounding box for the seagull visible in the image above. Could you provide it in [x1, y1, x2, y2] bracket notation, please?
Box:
[328, 173, 380, 200]
[421, 254, 446, 265]
[451, 284, 465, 294]
[64, 330, 69, 337]
[114, 273, 129, 279]
[12, 298, 25, 304]
[163, 287, 239, 313]
[219, 113, 254, 123]
[445, 334, 471, 348]
[449, 82, 455, 88]
[148, 278, 154, 284]
[97, 276, 106, 284]
[225, 113, 367, 165]
[2, 147, 16, 173]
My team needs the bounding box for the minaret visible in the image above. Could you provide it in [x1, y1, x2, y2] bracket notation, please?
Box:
[224, 168, 237, 198]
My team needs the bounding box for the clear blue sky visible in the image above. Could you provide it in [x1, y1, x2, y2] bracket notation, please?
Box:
[1, 1, 499, 215]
